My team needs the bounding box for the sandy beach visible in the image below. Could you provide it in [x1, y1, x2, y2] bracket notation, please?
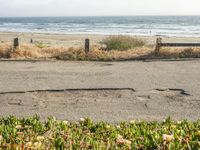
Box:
[1, 32, 200, 48]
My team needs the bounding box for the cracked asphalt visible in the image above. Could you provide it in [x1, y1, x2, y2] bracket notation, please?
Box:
[0, 60, 200, 122]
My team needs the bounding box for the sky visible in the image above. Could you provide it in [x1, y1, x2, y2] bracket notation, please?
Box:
[0, 0, 200, 17]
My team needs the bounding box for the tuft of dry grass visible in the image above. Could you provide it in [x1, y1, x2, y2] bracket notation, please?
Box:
[0, 43, 68, 59]
[56, 47, 87, 60]
[11, 44, 42, 58]
[88, 46, 153, 61]
[0, 43, 12, 58]
[159, 47, 200, 58]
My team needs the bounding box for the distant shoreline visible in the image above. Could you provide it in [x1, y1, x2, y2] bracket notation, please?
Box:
[1, 31, 200, 38]
[1, 15, 200, 17]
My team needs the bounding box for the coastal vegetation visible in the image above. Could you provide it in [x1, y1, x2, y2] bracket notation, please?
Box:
[0, 39, 152, 60]
[0, 36, 200, 60]
[101, 36, 145, 51]
[0, 116, 199, 150]
[35, 41, 49, 49]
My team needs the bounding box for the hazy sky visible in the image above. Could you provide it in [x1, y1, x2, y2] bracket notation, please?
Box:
[0, 0, 200, 17]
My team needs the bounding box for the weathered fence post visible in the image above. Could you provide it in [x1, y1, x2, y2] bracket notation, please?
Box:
[13, 38, 20, 49]
[155, 38, 162, 56]
[30, 38, 33, 44]
[85, 39, 90, 53]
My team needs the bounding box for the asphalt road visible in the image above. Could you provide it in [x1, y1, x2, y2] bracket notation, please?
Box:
[0, 60, 200, 122]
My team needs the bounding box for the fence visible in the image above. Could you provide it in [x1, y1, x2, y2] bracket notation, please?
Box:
[12, 37, 91, 53]
[155, 38, 200, 56]
[11, 37, 200, 57]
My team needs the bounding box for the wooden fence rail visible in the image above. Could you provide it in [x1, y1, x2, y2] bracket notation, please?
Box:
[155, 38, 200, 56]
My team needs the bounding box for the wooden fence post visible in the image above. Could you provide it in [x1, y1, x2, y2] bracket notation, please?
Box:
[13, 38, 20, 49]
[30, 38, 33, 44]
[85, 39, 90, 53]
[155, 38, 162, 56]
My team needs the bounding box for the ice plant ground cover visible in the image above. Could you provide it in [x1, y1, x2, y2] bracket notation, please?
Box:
[0, 116, 199, 149]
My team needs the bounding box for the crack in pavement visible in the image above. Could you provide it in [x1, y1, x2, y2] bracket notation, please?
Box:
[0, 88, 190, 96]
[0, 88, 136, 95]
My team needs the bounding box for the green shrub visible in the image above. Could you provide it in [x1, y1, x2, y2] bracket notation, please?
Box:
[102, 35, 145, 51]
[35, 42, 48, 49]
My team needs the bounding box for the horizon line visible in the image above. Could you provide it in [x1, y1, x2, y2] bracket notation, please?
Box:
[0, 15, 200, 18]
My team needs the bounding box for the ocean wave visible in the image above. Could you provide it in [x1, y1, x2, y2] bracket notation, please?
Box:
[0, 16, 200, 37]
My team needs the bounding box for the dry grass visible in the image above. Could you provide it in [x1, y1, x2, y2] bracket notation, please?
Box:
[1, 42, 200, 61]
[159, 47, 200, 58]
[0, 43, 153, 61]
[0, 43, 68, 59]
[88, 46, 153, 61]
[55, 46, 154, 61]
[0, 43, 12, 58]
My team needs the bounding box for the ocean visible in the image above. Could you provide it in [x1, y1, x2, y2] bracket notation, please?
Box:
[0, 16, 200, 37]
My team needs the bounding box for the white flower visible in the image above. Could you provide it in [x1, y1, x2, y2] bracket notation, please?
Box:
[154, 135, 159, 139]
[15, 145, 20, 150]
[15, 125, 22, 129]
[116, 134, 131, 145]
[162, 134, 174, 142]
[25, 142, 32, 147]
[24, 125, 32, 129]
[62, 121, 69, 125]
[116, 125, 120, 129]
[117, 134, 123, 139]
[198, 131, 200, 136]
[33, 141, 42, 148]
[124, 139, 131, 145]
[52, 117, 56, 122]
[80, 118, 85, 122]
[0, 135, 3, 141]
[105, 125, 110, 129]
[17, 132, 24, 135]
[36, 136, 45, 141]
[130, 120, 135, 124]
[171, 125, 176, 129]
